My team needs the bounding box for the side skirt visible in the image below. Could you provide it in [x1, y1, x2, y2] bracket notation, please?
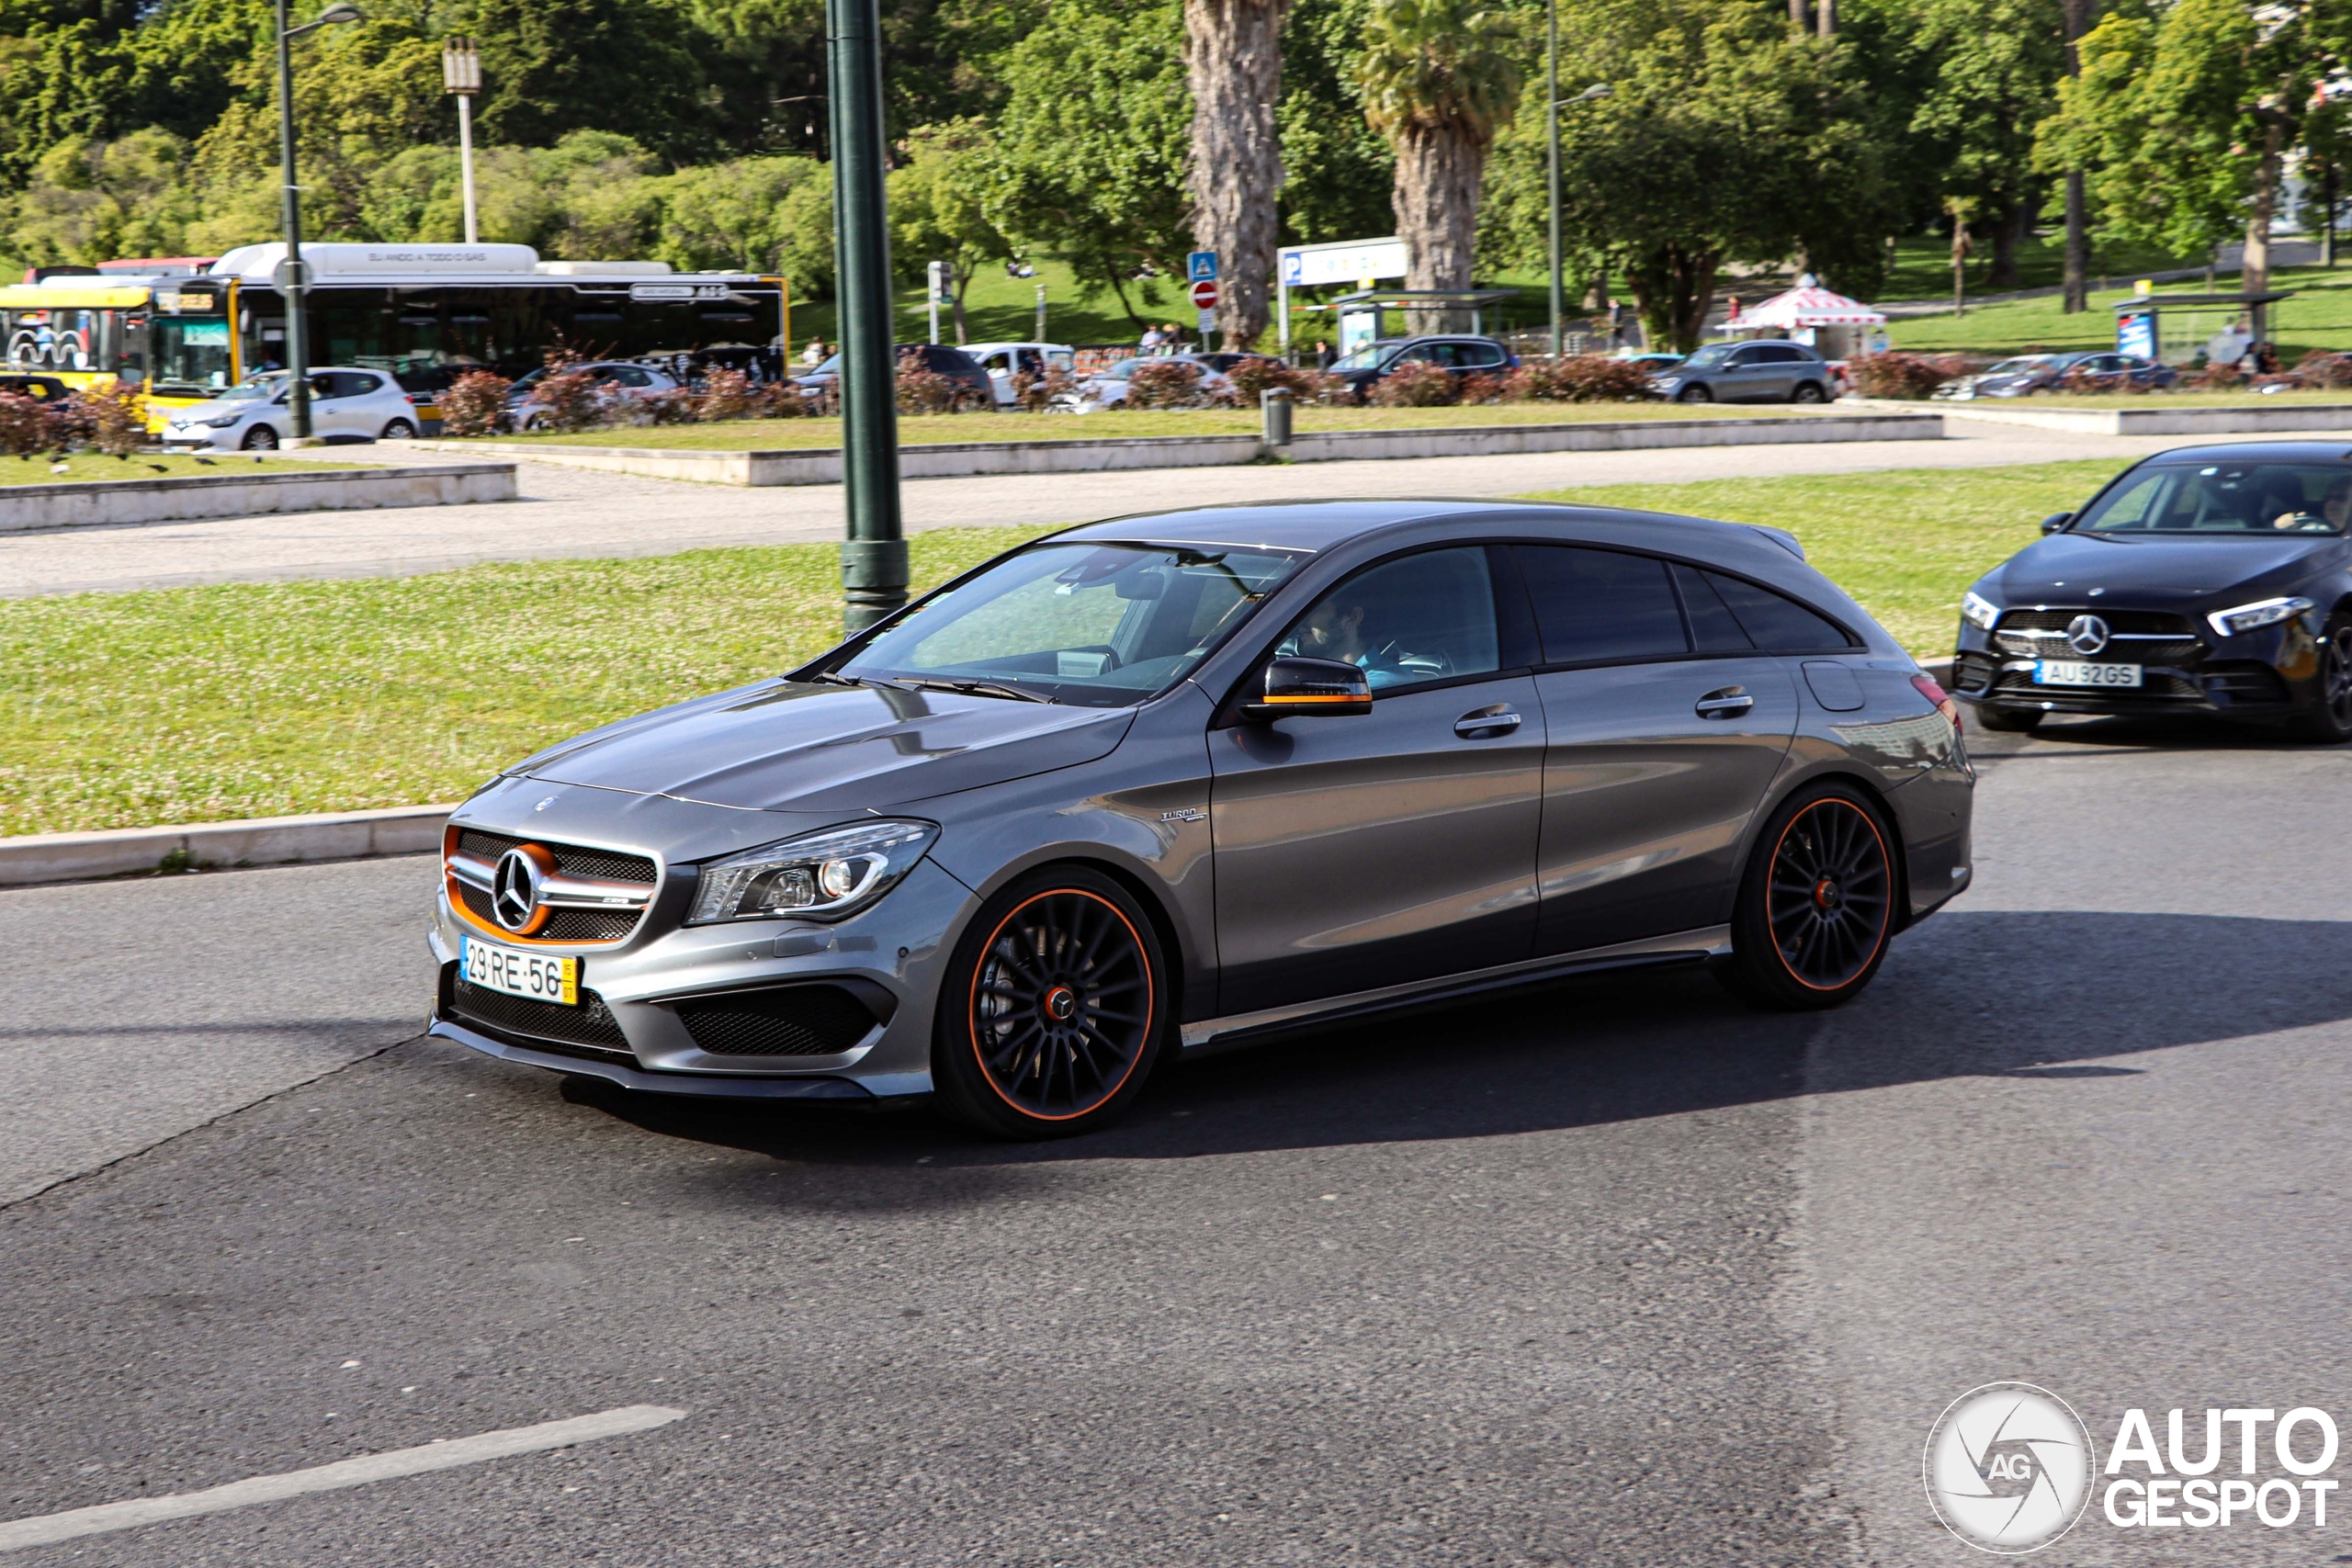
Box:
[1178, 925, 1732, 1055]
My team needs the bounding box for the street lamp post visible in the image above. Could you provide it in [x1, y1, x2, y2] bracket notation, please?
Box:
[828, 0, 905, 631]
[275, 0, 362, 445]
[442, 37, 481, 244]
[1546, 66, 1612, 359]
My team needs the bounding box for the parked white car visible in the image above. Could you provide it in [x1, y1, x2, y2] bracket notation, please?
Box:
[1054, 353, 1235, 412]
[964, 341, 1076, 407]
[504, 360, 684, 430]
[159, 367, 421, 451]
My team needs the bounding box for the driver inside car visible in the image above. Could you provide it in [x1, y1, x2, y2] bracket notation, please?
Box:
[2273, 474, 2352, 533]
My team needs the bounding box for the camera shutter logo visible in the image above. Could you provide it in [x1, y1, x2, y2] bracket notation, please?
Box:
[2064, 615, 2109, 656]
[1924, 1382, 2096, 1553]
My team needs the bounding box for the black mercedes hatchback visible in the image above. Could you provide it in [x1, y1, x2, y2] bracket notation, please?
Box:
[1952, 442, 2352, 740]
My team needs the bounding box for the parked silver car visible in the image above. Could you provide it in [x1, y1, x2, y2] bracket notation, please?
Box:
[159, 367, 420, 450]
[505, 360, 684, 430]
[1649, 341, 1836, 403]
[429, 501, 1974, 1137]
[1055, 353, 1235, 411]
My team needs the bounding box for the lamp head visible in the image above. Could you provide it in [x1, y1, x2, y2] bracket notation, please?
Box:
[317, 3, 363, 21]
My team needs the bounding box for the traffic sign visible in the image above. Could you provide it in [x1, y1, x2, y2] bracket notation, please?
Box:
[1190, 278, 1218, 310]
[1186, 251, 1218, 283]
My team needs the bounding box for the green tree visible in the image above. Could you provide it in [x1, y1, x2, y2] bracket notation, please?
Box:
[656, 152, 819, 273]
[1185, 0, 1290, 347]
[888, 119, 1012, 342]
[461, 0, 717, 164]
[1277, 0, 1393, 244]
[2040, 0, 2347, 323]
[1904, 0, 2065, 288]
[990, 0, 1192, 330]
[1357, 0, 1521, 317]
[1, 128, 206, 267]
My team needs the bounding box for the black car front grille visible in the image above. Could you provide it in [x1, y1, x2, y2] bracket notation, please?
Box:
[443, 968, 634, 1060]
[1992, 607, 2202, 661]
[1996, 608, 2196, 636]
[1988, 667, 2205, 702]
[454, 880, 641, 942]
[675, 985, 877, 1057]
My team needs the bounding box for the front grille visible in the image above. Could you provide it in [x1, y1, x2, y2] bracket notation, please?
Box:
[445, 970, 634, 1059]
[1951, 651, 1998, 694]
[675, 985, 876, 1057]
[452, 828, 657, 944]
[1993, 607, 2201, 661]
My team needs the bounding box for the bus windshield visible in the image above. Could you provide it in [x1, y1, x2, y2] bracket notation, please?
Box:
[153, 318, 234, 392]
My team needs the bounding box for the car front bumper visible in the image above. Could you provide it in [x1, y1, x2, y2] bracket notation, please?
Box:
[426, 849, 980, 1103]
[1951, 616, 2320, 719]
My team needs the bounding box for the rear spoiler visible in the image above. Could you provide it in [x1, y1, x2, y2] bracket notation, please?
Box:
[1751, 525, 1806, 560]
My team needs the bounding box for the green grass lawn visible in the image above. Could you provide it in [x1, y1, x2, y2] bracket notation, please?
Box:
[0, 452, 361, 487]
[0, 458, 2132, 838]
[460, 401, 1860, 453]
[1524, 460, 2128, 655]
[1894, 262, 2352, 358]
[1875, 232, 2196, 303]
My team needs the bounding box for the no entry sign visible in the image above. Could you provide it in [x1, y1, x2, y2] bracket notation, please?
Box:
[1189, 279, 1218, 310]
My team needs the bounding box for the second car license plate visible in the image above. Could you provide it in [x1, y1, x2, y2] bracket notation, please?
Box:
[461, 934, 577, 1006]
[2034, 660, 2142, 688]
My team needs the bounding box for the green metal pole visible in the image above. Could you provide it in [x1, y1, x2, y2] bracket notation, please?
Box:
[828, 0, 905, 633]
[1546, 0, 1562, 360]
[274, 0, 312, 440]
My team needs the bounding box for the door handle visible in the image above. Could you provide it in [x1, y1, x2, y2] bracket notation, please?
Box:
[1695, 687, 1753, 719]
[1453, 705, 1522, 738]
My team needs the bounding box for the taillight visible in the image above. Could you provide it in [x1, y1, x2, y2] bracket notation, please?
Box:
[1912, 671, 1961, 728]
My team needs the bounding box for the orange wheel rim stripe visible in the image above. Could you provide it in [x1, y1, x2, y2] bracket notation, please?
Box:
[967, 887, 1156, 1122]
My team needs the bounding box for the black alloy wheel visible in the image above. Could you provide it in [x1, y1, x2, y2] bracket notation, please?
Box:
[2294, 612, 2352, 743]
[241, 425, 278, 450]
[934, 868, 1170, 1137]
[1676, 383, 1713, 403]
[1722, 784, 1897, 1010]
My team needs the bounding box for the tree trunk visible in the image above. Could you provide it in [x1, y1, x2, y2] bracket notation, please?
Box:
[1788, 0, 1809, 31]
[1815, 0, 1834, 37]
[2061, 0, 2091, 313]
[1391, 123, 1487, 333]
[952, 265, 971, 345]
[1185, 0, 1289, 351]
[2246, 117, 2281, 343]
[1986, 201, 2025, 290]
[1624, 243, 1719, 354]
[2324, 162, 2339, 268]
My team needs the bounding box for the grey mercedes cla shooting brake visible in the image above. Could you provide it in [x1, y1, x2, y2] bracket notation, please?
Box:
[430, 501, 1974, 1137]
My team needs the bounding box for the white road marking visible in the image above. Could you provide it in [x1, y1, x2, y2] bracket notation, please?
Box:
[0, 1404, 686, 1552]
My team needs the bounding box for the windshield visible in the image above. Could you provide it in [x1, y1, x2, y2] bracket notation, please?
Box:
[1982, 356, 2056, 378]
[213, 373, 288, 402]
[1328, 340, 1402, 373]
[836, 541, 1303, 705]
[1676, 344, 1737, 370]
[153, 318, 235, 391]
[2075, 461, 2352, 536]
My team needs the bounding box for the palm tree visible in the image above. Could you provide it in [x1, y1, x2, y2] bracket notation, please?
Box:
[1186, 0, 1291, 351]
[1358, 0, 1521, 330]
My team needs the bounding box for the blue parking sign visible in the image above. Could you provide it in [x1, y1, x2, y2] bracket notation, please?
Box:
[1186, 251, 1218, 283]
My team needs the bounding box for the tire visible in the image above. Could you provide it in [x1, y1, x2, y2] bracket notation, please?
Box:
[950, 389, 989, 414]
[1791, 380, 1827, 404]
[240, 425, 278, 450]
[1719, 784, 1899, 1011]
[2292, 613, 2352, 743]
[1971, 705, 2044, 734]
[933, 866, 1172, 1138]
[1675, 383, 1713, 403]
[380, 418, 416, 440]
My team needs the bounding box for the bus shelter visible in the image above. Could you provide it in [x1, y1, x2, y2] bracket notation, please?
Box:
[2110, 291, 2293, 367]
[1319, 288, 1520, 355]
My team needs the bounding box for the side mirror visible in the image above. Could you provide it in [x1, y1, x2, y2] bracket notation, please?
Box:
[2041, 512, 2073, 535]
[1242, 656, 1373, 721]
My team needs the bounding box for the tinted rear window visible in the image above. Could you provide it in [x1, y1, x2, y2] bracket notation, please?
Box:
[1516, 546, 1689, 664]
[1705, 572, 1852, 650]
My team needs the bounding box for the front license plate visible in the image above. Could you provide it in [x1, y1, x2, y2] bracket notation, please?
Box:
[461, 935, 577, 1005]
[2034, 660, 2142, 688]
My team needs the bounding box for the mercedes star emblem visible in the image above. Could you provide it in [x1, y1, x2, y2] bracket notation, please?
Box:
[492, 847, 545, 932]
[2064, 614, 2110, 656]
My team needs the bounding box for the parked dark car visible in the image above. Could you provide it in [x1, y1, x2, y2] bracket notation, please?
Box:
[795, 344, 993, 411]
[426, 498, 1973, 1138]
[1953, 442, 2352, 740]
[1932, 351, 2177, 400]
[0, 372, 70, 401]
[1648, 341, 1836, 403]
[1325, 336, 1520, 401]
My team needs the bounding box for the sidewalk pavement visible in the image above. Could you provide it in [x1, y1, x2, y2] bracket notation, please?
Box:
[5, 423, 2337, 600]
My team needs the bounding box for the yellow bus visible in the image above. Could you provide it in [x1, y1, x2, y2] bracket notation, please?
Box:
[0, 243, 788, 431]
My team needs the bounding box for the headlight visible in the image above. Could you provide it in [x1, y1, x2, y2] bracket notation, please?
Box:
[1653, 376, 1682, 389]
[198, 413, 243, 428]
[686, 818, 938, 925]
[2206, 595, 2313, 637]
[1961, 591, 2001, 631]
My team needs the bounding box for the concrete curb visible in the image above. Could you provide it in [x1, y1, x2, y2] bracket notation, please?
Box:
[0, 804, 457, 889]
[0, 464, 515, 534]
[1938, 402, 2352, 437]
[413, 412, 1944, 488]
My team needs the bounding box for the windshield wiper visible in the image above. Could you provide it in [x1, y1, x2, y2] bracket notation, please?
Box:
[896, 677, 1057, 704]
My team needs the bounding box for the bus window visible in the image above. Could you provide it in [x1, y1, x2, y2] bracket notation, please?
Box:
[4, 309, 102, 373]
[154, 318, 235, 392]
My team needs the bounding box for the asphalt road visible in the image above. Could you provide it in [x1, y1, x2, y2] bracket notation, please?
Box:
[2, 716, 2347, 1565]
